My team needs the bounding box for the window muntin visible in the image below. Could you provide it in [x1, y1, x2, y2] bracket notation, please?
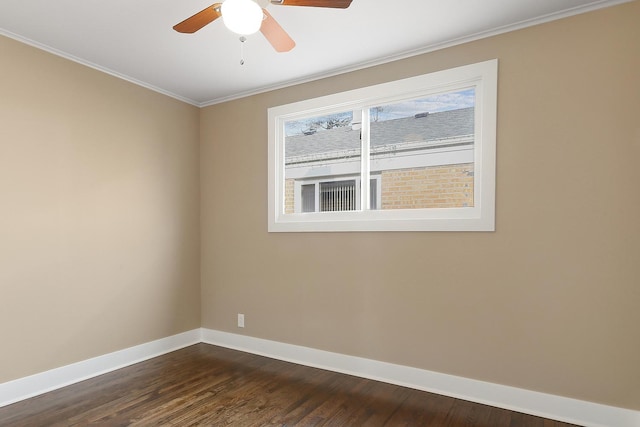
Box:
[268, 60, 497, 232]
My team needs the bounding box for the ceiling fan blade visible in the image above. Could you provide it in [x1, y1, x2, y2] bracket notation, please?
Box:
[173, 3, 222, 33]
[270, 0, 352, 8]
[260, 9, 296, 53]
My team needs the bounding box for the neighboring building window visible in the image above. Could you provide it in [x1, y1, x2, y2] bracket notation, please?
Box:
[301, 184, 315, 212]
[291, 176, 380, 213]
[268, 60, 497, 232]
[321, 180, 355, 212]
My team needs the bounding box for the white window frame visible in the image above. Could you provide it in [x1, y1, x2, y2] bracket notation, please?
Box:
[268, 59, 497, 232]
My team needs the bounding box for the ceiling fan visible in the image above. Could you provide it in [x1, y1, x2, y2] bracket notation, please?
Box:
[173, 0, 353, 53]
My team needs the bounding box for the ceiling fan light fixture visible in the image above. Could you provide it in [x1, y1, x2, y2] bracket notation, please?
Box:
[221, 0, 264, 35]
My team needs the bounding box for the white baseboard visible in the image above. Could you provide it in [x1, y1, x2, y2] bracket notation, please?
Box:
[202, 328, 640, 427]
[2, 328, 637, 427]
[0, 329, 201, 408]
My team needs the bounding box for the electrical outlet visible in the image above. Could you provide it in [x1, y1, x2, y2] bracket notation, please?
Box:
[237, 313, 245, 328]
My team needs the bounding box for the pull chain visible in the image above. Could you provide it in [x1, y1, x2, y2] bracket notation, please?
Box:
[239, 36, 246, 65]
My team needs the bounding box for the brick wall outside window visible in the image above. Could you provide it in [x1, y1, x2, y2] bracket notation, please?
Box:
[381, 163, 474, 209]
[285, 179, 295, 214]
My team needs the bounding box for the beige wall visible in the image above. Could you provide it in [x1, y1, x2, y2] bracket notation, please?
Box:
[0, 36, 201, 382]
[201, 1, 640, 410]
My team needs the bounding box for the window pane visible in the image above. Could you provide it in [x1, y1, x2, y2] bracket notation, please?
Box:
[370, 89, 475, 210]
[301, 184, 315, 213]
[369, 178, 378, 210]
[320, 180, 356, 212]
[284, 110, 361, 214]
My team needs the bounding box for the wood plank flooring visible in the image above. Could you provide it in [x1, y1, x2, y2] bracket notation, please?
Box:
[0, 344, 581, 426]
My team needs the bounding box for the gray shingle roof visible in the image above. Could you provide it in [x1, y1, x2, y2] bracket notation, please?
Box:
[285, 107, 474, 160]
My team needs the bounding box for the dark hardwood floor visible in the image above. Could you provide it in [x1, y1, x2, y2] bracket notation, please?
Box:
[0, 344, 580, 426]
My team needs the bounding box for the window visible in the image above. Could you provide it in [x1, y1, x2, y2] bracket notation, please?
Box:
[293, 176, 380, 213]
[268, 60, 497, 232]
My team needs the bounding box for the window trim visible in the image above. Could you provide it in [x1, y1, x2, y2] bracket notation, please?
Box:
[268, 59, 497, 232]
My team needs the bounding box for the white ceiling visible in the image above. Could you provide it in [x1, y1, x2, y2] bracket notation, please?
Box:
[0, 0, 628, 106]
